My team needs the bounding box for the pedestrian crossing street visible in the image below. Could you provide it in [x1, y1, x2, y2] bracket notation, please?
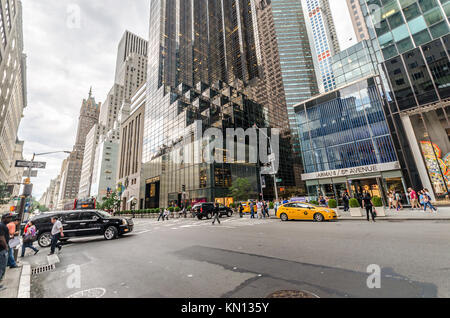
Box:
[131, 216, 275, 235]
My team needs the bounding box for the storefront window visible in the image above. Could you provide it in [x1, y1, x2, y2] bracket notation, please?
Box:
[411, 106, 450, 202]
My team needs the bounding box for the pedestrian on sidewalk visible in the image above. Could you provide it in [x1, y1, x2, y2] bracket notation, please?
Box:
[157, 208, 165, 221]
[250, 202, 255, 219]
[394, 191, 403, 211]
[256, 200, 263, 219]
[239, 203, 244, 218]
[362, 192, 376, 222]
[388, 192, 393, 210]
[212, 203, 221, 225]
[408, 188, 420, 210]
[49, 217, 64, 256]
[423, 189, 437, 213]
[164, 208, 170, 221]
[0, 214, 11, 290]
[7, 216, 20, 269]
[342, 192, 350, 212]
[21, 221, 39, 258]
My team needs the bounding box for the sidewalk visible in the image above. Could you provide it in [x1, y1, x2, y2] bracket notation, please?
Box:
[0, 265, 23, 298]
[338, 206, 450, 221]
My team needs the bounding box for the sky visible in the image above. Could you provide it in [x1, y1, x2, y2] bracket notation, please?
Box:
[18, 0, 355, 200]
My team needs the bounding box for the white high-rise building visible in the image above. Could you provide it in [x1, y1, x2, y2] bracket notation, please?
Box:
[303, 0, 340, 93]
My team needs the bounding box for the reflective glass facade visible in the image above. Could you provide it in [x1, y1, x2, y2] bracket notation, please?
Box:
[143, 0, 268, 207]
[270, 0, 319, 155]
[332, 40, 379, 87]
[362, 0, 449, 60]
[295, 77, 398, 174]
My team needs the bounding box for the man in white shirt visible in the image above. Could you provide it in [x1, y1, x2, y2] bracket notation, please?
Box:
[49, 217, 64, 256]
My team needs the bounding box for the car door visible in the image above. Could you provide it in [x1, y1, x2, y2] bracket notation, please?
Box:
[79, 211, 103, 236]
[296, 203, 313, 220]
[281, 203, 297, 219]
[60, 212, 82, 237]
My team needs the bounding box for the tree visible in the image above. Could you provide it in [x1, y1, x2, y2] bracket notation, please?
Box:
[98, 191, 121, 212]
[229, 178, 256, 202]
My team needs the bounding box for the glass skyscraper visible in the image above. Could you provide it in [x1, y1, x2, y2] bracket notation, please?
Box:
[359, 0, 450, 203]
[143, 0, 267, 208]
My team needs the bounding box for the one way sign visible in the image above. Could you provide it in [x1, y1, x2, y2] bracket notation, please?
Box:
[15, 160, 47, 169]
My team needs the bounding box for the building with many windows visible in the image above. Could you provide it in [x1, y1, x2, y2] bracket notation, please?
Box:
[295, 76, 402, 205]
[359, 0, 450, 203]
[142, 0, 269, 208]
[117, 83, 146, 210]
[0, 0, 27, 194]
[303, 0, 340, 93]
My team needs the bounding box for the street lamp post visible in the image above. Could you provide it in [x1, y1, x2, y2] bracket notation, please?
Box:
[253, 125, 279, 202]
[18, 151, 71, 223]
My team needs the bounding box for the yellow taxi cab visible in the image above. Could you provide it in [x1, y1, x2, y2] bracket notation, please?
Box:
[276, 202, 337, 222]
[239, 202, 256, 213]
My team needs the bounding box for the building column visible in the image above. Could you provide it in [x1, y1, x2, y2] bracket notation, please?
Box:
[400, 115, 436, 201]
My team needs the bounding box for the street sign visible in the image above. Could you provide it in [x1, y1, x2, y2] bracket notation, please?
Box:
[276, 178, 282, 183]
[23, 170, 38, 177]
[15, 160, 46, 169]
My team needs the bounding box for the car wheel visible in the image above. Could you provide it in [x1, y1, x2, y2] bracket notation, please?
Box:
[197, 216, 203, 220]
[280, 213, 289, 222]
[227, 211, 232, 217]
[104, 226, 119, 240]
[38, 232, 52, 248]
[206, 212, 212, 219]
[314, 213, 325, 222]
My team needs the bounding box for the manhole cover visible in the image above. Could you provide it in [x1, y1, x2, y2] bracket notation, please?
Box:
[32, 264, 56, 275]
[266, 290, 319, 298]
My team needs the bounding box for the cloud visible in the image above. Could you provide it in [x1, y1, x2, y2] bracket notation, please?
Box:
[18, 0, 149, 200]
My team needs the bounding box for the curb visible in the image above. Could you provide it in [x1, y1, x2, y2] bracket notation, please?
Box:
[17, 263, 31, 298]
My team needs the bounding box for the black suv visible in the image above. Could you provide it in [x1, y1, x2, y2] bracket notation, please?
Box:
[192, 203, 233, 220]
[30, 210, 134, 248]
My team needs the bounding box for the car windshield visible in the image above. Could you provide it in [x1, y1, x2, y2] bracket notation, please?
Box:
[97, 211, 112, 218]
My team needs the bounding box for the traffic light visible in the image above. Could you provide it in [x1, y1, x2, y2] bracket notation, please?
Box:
[24, 178, 30, 185]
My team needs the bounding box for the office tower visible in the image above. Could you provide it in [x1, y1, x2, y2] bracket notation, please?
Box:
[143, 0, 268, 208]
[359, 0, 450, 203]
[0, 0, 27, 190]
[346, 0, 369, 42]
[303, 0, 340, 93]
[58, 90, 100, 208]
[253, 0, 319, 189]
[78, 123, 107, 198]
[90, 129, 120, 200]
[79, 31, 148, 199]
[115, 30, 148, 85]
[100, 31, 148, 130]
[117, 83, 146, 210]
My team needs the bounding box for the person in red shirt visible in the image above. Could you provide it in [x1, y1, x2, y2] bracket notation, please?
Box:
[408, 188, 420, 210]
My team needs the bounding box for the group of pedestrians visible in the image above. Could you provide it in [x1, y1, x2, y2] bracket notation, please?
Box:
[407, 188, 437, 212]
[0, 213, 66, 292]
[157, 208, 171, 221]
[248, 200, 270, 219]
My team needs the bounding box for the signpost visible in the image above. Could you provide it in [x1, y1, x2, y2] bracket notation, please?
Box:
[15, 160, 47, 169]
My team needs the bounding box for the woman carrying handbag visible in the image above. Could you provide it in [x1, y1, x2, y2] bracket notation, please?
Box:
[21, 221, 39, 258]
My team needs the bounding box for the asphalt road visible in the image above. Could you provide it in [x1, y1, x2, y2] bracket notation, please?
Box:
[26, 215, 450, 298]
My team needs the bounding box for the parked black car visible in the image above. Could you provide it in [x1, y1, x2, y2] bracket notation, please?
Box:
[192, 203, 233, 220]
[29, 210, 134, 248]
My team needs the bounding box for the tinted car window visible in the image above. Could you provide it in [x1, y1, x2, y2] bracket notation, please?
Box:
[80, 212, 98, 220]
[63, 212, 80, 222]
